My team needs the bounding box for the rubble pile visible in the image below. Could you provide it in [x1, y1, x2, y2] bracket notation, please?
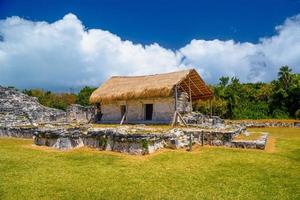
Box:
[0, 86, 66, 127]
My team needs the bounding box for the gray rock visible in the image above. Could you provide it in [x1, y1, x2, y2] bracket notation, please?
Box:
[0, 86, 66, 127]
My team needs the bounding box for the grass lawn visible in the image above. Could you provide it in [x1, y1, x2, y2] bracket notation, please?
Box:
[0, 127, 299, 200]
[234, 131, 265, 140]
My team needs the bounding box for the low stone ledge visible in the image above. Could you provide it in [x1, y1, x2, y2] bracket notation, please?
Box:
[33, 127, 84, 150]
[226, 120, 298, 128]
[231, 133, 268, 150]
[83, 129, 165, 155]
[31, 126, 248, 154]
[0, 126, 37, 138]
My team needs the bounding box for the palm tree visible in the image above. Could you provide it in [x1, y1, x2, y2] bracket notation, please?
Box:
[278, 66, 292, 91]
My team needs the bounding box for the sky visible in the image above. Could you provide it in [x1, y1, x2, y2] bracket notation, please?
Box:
[0, 0, 300, 91]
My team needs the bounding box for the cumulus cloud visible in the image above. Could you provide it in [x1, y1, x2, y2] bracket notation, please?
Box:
[0, 13, 299, 90]
[180, 14, 300, 83]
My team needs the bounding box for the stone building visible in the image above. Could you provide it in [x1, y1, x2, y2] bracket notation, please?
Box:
[90, 69, 213, 124]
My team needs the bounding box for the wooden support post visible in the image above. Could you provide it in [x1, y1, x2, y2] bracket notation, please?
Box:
[173, 85, 179, 126]
[120, 114, 126, 125]
[177, 111, 188, 127]
[175, 84, 178, 111]
[171, 111, 177, 127]
[210, 99, 212, 117]
[201, 131, 204, 146]
[188, 78, 192, 112]
[120, 102, 127, 125]
[188, 132, 193, 151]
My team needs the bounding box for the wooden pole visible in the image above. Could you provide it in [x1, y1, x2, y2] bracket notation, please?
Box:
[188, 78, 192, 112]
[177, 111, 188, 127]
[201, 131, 204, 146]
[188, 132, 193, 151]
[174, 85, 178, 125]
[210, 99, 212, 117]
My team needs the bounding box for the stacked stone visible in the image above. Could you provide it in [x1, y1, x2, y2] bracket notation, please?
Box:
[34, 127, 83, 150]
[176, 91, 192, 114]
[66, 104, 96, 123]
[183, 112, 225, 128]
[231, 132, 268, 150]
[0, 86, 66, 127]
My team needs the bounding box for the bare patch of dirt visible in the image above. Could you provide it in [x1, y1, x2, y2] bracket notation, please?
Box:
[265, 136, 276, 153]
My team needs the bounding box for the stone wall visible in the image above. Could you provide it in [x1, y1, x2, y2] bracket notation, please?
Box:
[226, 120, 298, 128]
[176, 91, 192, 114]
[183, 112, 224, 128]
[34, 127, 84, 150]
[231, 133, 268, 150]
[0, 126, 37, 138]
[66, 104, 96, 123]
[33, 126, 247, 155]
[100, 98, 175, 124]
[0, 86, 66, 127]
[0, 86, 98, 127]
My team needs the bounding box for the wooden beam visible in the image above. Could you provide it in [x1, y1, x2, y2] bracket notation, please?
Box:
[189, 77, 204, 95]
[188, 78, 192, 111]
[120, 113, 126, 125]
[171, 111, 177, 127]
[177, 111, 188, 127]
[180, 80, 197, 97]
[175, 84, 178, 111]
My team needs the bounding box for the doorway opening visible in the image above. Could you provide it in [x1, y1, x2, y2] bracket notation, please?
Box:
[120, 105, 127, 120]
[144, 104, 153, 120]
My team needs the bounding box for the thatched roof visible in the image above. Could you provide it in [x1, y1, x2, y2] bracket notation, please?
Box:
[90, 69, 213, 104]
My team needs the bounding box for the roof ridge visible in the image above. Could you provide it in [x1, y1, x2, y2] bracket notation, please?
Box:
[110, 68, 193, 78]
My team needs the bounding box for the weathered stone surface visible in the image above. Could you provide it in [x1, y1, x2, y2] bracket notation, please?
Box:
[34, 127, 84, 150]
[0, 126, 37, 138]
[227, 120, 296, 128]
[66, 104, 96, 123]
[231, 132, 268, 150]
[176, 91, 192, 114]
[183, 112, 224, 128]
[0, 86, 66, 127]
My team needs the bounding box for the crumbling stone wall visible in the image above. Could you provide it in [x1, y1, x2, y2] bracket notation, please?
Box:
[33, 126, 248, 154]
[0, 86, 66, 127]
[176, 91, 192, 114]
[0, 127, 37, 138]
[66, 104, 96, 123]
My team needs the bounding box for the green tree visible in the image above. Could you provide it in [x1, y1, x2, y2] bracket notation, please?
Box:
[278, 66, 292, 91]
[76, 86, 97, 106]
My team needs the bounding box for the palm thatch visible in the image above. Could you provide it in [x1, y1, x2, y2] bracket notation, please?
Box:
[90, 69, 213, 104]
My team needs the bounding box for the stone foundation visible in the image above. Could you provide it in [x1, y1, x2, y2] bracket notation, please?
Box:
[32, 126, 248, 155]
[66, 104, 96, 123]
[226, 120, 299, 128]
[34, 128, 84, 150]
[0, 126, 37, 138]
[231, 133, 268, 150]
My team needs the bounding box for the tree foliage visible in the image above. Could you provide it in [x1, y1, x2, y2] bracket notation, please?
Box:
[194, 66, 300, 119]
[22, 66, 299, 119]
[76, 86, 97, 106]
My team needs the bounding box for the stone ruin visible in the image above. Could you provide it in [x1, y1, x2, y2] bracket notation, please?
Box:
[0, 86, 269, 155]
[0, 86, 96, 128]
[0, 86, 66, 127]
[33, 125, 247, 154]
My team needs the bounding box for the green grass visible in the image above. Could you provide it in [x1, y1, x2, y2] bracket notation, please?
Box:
[234, 131, 264, 140]
[0, 127, 299, 200]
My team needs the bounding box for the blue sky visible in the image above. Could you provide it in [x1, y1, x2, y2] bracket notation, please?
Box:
[1, 0, 299, 49]
[0, 0, 300, 90]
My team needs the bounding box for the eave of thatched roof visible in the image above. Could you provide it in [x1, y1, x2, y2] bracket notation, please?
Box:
[90, 69, 213, 104]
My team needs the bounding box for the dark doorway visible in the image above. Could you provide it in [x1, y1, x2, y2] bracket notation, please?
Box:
[96, 103, 102, 122]
[144, 104, 153, 120]
[120, 105, 127, 120]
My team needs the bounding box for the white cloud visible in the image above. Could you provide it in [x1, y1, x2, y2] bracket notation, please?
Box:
[0, 13, 299, 90]
[180, 14, 300, 83]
